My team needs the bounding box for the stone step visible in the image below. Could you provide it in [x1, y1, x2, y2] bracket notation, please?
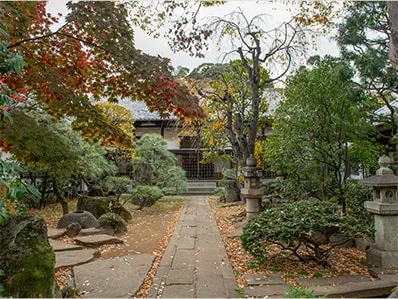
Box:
[74, 254, 154, 298]
[74, 234, 123, 246]
[50, 239, 83, 252]
[187, 187, 215, 192]
[55, 249, 99, 269]
[78, 227, 114, 237]
[187, 182, 217, 187]
[312, 279, 398, 298]
[244, 273, 284, 286]
[243, 284, 289, 297]
[297, 274, 370, 288]
[47, 228, 66, 239]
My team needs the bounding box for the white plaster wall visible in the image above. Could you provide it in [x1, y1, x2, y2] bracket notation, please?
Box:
[135, 127, 182, 150]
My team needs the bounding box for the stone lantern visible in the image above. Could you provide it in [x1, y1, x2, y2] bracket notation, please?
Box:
[241, 155, 263, 219]
[361, 155, 398, 269]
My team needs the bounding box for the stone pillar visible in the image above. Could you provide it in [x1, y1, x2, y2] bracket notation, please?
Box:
[361, 155, 398, 269]
[241, 155, 263, 219]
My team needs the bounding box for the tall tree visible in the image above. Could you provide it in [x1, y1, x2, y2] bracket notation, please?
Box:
[337, 2, 398, 143]
[266, 56, 380, 214]
[194, 11, 301, 167]
[188, 61, 272, 168]
[0, 2, 202, 147]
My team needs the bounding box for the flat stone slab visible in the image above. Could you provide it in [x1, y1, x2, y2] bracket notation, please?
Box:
[244, 273, 284, 286]
[166, 268, 194, 285]
[55, 249, 98, 269]
[161, 284, 195, 298]
[47, 228, 66, 239]
[243, 284, 289, 297]
[297, 274, 370, 287]
[74, 254, 154, 298]
[178, 237, 195, 249]
[171, 249, 196, 269]
[369, 267, 398, 278]
[312, 279, 398, 298]
[74, 234, 123, 246]
[50, 239, 83, 252]
[78, 227, 114, 237]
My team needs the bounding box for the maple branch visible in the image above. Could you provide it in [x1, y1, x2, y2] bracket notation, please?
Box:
[8, 23, 69, 49]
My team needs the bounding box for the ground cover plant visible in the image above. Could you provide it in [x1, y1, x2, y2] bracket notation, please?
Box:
[209, 198, 369, 288]
[242, 199, 370, 266]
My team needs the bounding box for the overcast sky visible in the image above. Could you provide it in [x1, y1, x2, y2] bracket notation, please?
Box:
[47, 0, 340, 73]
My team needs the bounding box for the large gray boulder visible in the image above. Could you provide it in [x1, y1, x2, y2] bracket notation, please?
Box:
[57, 211, 99, 229]
[77, 196, 110, 218]
[98, 213, 127, 234]
[0, 215, 56, 298]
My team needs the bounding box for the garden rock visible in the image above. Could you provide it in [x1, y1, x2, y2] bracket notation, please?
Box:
[0, 215, 55, 298]
[111, 204, 132, 222]
[98, 212, 127, 233]
[355, 237, 374, 252]
[330, 233, 354, 248]
[57, 211, 99, 229]
[225, 179, 241, 203]
[77, 196, 110, 218]
[310, 232, 329, 245]
[66, 222, 82, 237]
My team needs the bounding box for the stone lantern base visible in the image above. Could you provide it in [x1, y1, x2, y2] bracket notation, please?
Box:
[367, 246, 398, 269]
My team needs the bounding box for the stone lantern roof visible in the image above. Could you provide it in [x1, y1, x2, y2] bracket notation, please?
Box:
[361, 155, 398, 187]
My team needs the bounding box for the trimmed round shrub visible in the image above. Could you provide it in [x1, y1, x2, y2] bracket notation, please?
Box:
[241, 199, 341, 265]
[131, 185, 163, 208]
[98, 212, 127, 233]
[103, 176, 132, 199]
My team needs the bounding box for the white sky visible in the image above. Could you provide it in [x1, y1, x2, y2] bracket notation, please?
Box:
[46, 0, 340, 73]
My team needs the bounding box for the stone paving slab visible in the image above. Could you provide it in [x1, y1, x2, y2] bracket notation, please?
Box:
[243, 284, 290, 297]
[166, 268, 194, 285]
[74, 254, 154, 298]
[50, 239, 83, 252]
[78, 227, 114, 237]
[149, 196, 238, 298]
[74, 234, 123, 246]
[47, 228, 66, 239]
[244, 273, 284, 286]
[55, 249, 98, 269]
[311, 279, 398, 298]
[171, 249, 196, 269]
[178, 237, 195, 249]
[297, 274, 370, 287]
[161, 284, 195, 298]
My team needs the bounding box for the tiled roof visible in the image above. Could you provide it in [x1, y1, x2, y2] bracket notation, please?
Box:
[374, 99, 398, 116]
[118, 99, 177, 121]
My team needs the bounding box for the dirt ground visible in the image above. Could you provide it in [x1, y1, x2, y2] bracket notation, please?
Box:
[29, 196, 185, 293]
[29, 196, 185, 257]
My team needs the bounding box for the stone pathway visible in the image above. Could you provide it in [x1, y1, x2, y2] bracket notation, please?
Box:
[149, 196, 238, 298]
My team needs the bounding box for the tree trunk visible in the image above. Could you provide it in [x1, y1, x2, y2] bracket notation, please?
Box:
[53, 179, 68, 215]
